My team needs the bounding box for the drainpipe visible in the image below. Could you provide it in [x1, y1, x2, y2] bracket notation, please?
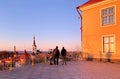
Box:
[76, 6, 82, 49]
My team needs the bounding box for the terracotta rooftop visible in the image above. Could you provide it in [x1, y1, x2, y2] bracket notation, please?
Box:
[20, 50, 29, 59]
[77, 0, 104, 8]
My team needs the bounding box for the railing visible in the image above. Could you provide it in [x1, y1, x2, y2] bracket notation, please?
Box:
[0, 52, 83, 71]
[0, 54, 48, 71]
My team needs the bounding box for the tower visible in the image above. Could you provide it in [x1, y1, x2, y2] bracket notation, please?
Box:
[14, 45, 18, 57]
[32, 36, 37, 53]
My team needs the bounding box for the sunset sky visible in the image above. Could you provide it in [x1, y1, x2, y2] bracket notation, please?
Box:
[0, 0, 88, 51]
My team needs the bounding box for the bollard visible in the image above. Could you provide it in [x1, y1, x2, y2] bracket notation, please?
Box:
[32, 59, 34, 66]
[44, 55, 47, 63]
[10, 58, 13, 72]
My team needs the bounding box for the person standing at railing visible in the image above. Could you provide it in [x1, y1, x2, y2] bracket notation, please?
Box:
[54, 46, 60, 66]
[49, 49, 54, 65]
[61, 47, 67, 65]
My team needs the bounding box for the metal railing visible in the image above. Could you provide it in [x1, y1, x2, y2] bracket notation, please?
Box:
[0, 52, 83, 71]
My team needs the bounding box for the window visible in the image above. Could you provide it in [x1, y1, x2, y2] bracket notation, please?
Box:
[101, 7, 115, 26]
[103, 36, 115, 53]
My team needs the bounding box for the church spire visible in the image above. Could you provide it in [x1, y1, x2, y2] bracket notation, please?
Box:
[14, 45, 18, 57]
[33, 36, 36, 45]
[32, 36, 37, 53]
[14, 45, 16, 52]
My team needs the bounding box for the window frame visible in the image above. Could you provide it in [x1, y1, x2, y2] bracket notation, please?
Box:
[100, 5, 116, 27]
[102, 35, 116, 53]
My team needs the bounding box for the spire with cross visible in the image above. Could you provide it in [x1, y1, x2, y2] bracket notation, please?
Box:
[32, 36, 37, 53]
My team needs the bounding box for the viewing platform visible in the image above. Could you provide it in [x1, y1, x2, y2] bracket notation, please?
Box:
[0, 60, 120, 79]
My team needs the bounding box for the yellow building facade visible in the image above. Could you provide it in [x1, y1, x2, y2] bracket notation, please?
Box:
[77, 0, 120, 61]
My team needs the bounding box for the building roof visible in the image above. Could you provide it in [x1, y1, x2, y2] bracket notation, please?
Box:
[20, 50, 29, 59]
[14, 51, 18, 55]
[78, 0, 104, 8]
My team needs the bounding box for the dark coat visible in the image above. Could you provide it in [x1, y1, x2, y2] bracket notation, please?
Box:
[55, 49, 60, 57]
[61, 48, 66, 56]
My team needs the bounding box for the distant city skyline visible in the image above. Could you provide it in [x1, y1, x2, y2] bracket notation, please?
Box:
[0, 0, 88, 51]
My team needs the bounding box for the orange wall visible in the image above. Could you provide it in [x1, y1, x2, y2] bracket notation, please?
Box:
[81, 1, 120, 59]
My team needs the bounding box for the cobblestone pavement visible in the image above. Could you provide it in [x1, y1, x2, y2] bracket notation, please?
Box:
[0, 61, 120, 79]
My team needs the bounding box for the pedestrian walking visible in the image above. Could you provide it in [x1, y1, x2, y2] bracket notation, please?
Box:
[61, 47, 67, 65]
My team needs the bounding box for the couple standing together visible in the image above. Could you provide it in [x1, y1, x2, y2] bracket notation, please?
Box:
[51, 46, 67, 65]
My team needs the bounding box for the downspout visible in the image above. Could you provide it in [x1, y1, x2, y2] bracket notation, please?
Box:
[76, 6, 82, 50]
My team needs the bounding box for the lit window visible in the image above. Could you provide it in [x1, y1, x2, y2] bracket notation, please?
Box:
[101, 7, 115, 26]
[103, 36, 115, 53]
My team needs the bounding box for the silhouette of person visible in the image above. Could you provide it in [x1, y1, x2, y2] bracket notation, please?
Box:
[61, 47, 67, 65]
[100, 51, 102, 62]
[49, 49, 54, 65]
[53, 46, 60, 65]
[106, 50, 112, 62]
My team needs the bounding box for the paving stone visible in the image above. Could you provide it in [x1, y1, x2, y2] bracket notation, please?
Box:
[0, 61, 120, 79]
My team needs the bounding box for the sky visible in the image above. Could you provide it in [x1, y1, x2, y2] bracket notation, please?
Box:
[0, 0, 88, 51]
